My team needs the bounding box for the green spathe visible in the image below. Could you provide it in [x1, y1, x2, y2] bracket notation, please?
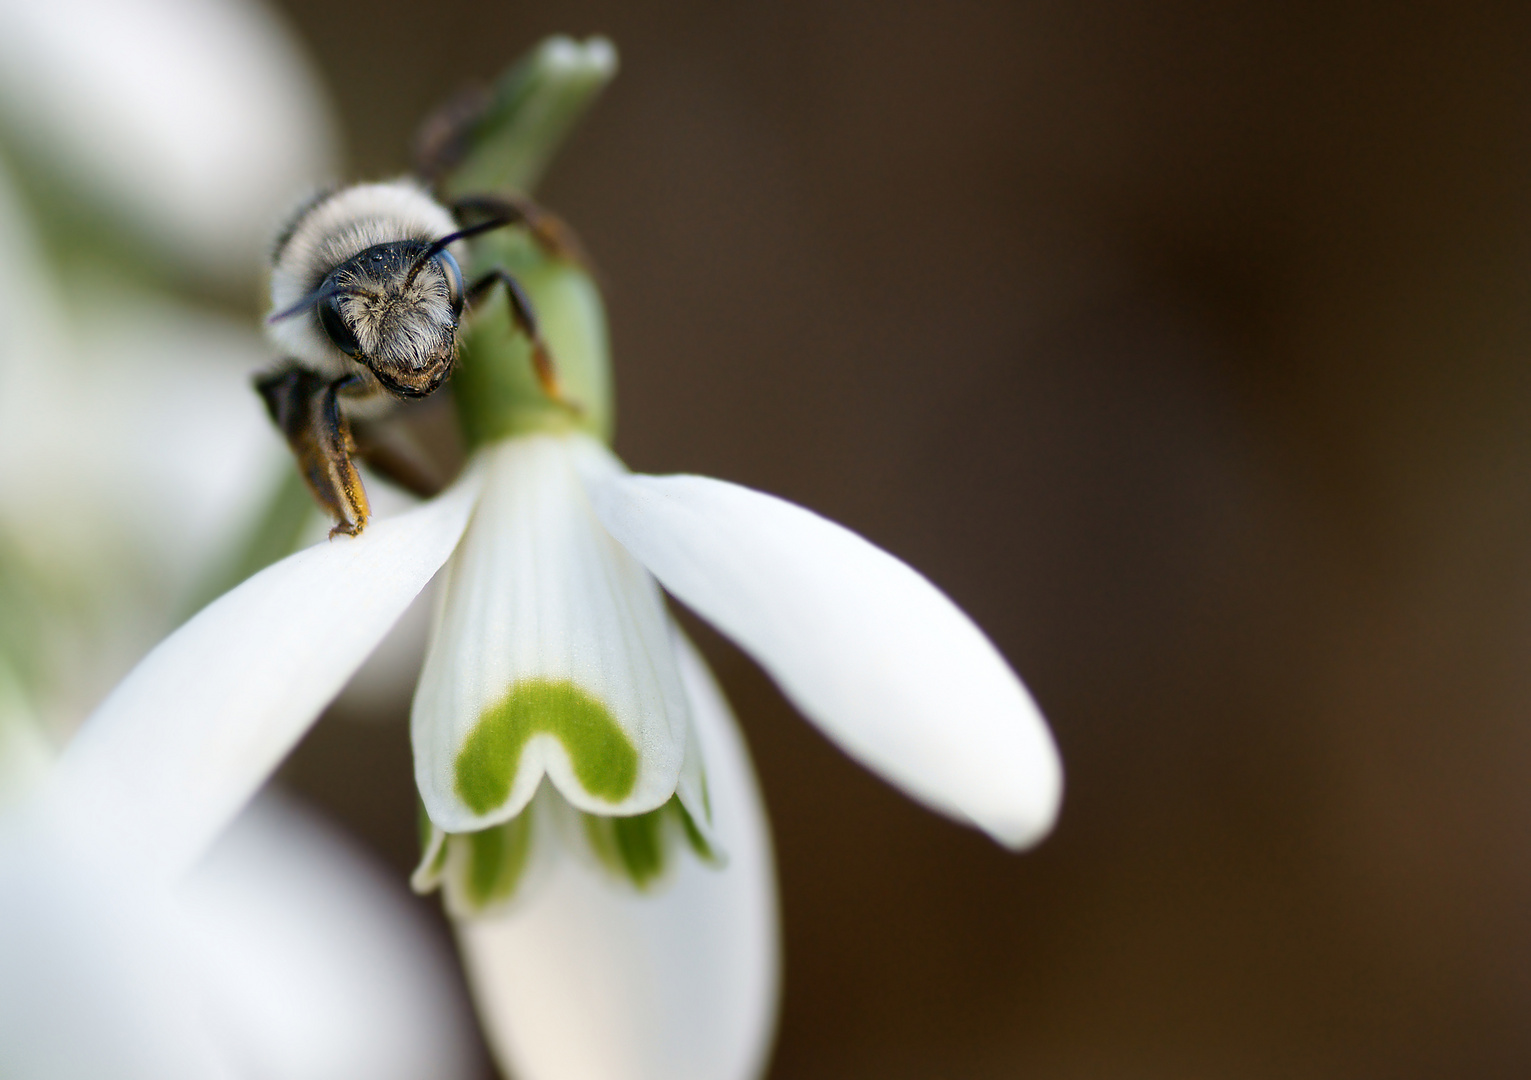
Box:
[455, 678, 638, 814]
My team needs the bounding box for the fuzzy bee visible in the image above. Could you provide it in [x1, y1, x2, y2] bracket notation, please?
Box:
[259, 180, 574, 536]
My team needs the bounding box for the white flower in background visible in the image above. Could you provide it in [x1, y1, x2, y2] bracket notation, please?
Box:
[0, 3, 481, 1077]
[0, 0, 339, 730]
[0, 0, 335, 282]
[0, 696, 480, 1080]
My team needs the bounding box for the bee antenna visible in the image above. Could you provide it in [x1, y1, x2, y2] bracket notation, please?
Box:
[403, 216, 511, 288]
[267, 282, 378, 324]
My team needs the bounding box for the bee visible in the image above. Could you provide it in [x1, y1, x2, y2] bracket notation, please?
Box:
[258, 180, 576, 536]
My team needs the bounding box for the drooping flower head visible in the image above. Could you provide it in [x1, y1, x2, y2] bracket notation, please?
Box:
[36, 34, 1065, 1080]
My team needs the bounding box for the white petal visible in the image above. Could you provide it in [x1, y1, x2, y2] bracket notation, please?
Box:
[457, 625, 779, 1080]
[44, 471, 482, 882]
[586, 472, 1063, 849]
[0, 0, 337, 279]
[183, 793, 480, 1080]
[413, 434, 687, 831]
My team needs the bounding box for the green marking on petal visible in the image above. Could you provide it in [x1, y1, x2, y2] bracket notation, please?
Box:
[584, 805, 666, 887]
[676, 799, 716, 862]
[582, 796, 720, 889]
[461, 808, 535, 909]
[454, 678, 637, 814]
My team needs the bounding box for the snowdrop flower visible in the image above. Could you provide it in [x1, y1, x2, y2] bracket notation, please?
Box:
[37, 34, 1064, 1080]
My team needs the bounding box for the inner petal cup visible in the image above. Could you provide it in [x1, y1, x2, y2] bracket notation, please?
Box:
[454, 623, 779, 1080]
[413, 435, 689, 833]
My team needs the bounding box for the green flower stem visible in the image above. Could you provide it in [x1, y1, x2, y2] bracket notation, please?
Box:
[440, 36, 620, 449]
[454, 229, 614, 448]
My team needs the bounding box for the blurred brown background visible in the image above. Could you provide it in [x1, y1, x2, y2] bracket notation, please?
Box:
[271, 1, 1531, 1076]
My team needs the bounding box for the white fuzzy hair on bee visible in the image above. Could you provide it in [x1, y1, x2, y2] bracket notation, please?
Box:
[267, 180, 468, 401]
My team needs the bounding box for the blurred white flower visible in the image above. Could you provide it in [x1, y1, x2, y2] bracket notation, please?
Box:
[0, 0, 334, 731]
[0, 5, 479, 1078]
[0, 0, 337, 282]
[0, 728, 480, 1080]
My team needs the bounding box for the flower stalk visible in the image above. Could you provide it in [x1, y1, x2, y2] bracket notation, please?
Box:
[454, 229, 614, 446]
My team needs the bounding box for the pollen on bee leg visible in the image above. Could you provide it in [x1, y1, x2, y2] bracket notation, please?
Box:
[255, 364, 372, 537]
[531, 343, 585, 418]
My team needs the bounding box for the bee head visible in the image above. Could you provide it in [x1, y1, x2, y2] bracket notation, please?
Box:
[302, 240, 466, 398]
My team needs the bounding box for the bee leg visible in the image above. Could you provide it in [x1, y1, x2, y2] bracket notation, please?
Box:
[466, 268, 582, 414]
[450, 193, 591, 269]
[254, 365, 371, 537]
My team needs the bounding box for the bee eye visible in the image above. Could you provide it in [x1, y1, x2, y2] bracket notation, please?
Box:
[318, 296, 362, 357]
[436, 249, 465, 319]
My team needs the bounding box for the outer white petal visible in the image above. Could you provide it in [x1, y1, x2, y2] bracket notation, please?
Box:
[45, 472, 481, 882]
[413, 435, 687, 831]
[184, 793, 479, 1080]
[586, 472, 1063, 849]
[0, 0, 337, 278]
[457, 626, 779, 1080]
